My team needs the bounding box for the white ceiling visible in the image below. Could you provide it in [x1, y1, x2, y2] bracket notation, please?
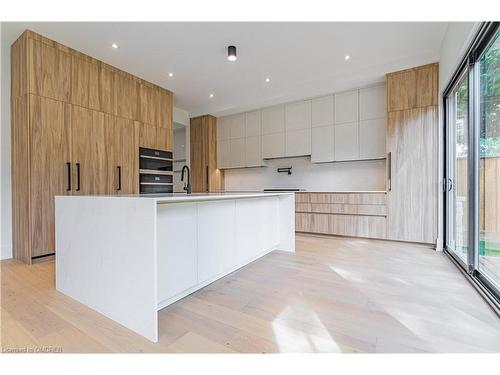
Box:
[2, 22, 448, 117]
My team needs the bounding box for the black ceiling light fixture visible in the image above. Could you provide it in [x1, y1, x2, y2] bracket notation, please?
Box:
[227, 45, 237, 61]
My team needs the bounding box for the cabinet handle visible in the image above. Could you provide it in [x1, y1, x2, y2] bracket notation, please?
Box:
[206, 165, 209, 192]
[76, 163, 81, 191]
[66, 162, 71, 191]
[117, 166, 122, 191]
[387, 152, 392, 191]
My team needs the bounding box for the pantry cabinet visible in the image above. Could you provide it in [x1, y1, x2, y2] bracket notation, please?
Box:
[11, 30, 173, 263]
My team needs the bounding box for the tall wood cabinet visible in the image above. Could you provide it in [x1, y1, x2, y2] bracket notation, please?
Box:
[190, 115, 225, 193]
[386, 63, 438, 244]
[11, 30, 173, 263]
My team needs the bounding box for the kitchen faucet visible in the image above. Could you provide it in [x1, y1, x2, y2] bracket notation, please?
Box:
[181, 165, 191, 194]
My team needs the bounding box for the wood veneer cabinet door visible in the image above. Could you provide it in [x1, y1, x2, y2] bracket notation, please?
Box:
[107, 116, 137, 194]
[386, 107, 438, 243]
[113, 72, 138, 121]
[71, 106, 107, 195]
[137, 121, 158, 150]
[189, 116, 208, 192]
[28, 38, 71, 102]
[29, 95, 71, 257]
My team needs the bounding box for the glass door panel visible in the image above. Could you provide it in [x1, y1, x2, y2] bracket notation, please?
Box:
[447, 72, 469, 264]
[478, 29, 500, 290]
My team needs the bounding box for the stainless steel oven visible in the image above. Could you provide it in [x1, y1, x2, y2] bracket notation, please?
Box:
[139, 147, 173, 194]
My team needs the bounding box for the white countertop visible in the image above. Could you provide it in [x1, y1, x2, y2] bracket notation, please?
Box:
[57, 192, 294, 204]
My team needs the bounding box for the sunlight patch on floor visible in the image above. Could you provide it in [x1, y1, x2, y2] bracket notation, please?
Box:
[329, 265, 367, 283]
[271, 305, 342, 352]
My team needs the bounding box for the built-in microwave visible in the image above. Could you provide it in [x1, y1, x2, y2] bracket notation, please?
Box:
[139, 147, 173, 194]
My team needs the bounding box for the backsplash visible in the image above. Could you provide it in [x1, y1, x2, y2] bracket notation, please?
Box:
[223, 157, 386, 192]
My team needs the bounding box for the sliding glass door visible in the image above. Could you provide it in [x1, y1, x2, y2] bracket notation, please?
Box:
[445, 23, 500, 306]
[446, 71, 469, 265]
[478, 29, 500, 291]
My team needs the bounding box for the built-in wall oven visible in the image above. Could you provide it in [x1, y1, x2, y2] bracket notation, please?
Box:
[139, 147, 173, 194]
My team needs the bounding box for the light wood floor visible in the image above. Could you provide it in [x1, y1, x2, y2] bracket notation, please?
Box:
[1, 234, 499, 353]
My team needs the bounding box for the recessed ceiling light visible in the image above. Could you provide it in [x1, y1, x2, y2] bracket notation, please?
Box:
[111, 43, 119, 49]
[344, 55, 350, 61]
[227, 45, 237, 62]
[209, 93, 214, 99]
[265, 78, 271, 83]
[168, 72, 174, 77]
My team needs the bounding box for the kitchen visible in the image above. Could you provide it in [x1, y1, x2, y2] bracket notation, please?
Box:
[1, 19, 499, 359]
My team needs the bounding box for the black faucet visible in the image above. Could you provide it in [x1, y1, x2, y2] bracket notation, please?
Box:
[181, 165, 191, 194]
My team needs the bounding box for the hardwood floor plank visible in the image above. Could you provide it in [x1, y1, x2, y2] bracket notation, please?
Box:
[1, 234, 498, 353]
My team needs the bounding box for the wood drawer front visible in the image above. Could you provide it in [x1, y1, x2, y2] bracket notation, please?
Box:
[295, 203, 311, 212]
[295, 192, 310, 203]
[308, 192, 386, 204]
[295, 212, 387, 239]
[297, 202, 387, 216]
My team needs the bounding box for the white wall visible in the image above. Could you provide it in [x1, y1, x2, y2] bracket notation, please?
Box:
[1, 22, 13, 260]
[224, 157, 386, 192]
[436, 22, 480, 251]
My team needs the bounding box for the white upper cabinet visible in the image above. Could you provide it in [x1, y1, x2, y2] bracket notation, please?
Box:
[359, 118, 386, 159]
[229, 113, 245, 139]
[261, 105, 285, 134]
[359, 85, 386, 120]
[217, 139, 230, 169]
[335, 90, 359, 124]
[335, 122, 359, 161]
[262, 132, 285, 159]
[312, 95, 334, 128]
[229, 138, 246, 168]
[245, 110, 262, 137]
[285, 100, 311, 131]
[311, 125, 335, 163]
[285, 128, 311, 157]
[217, 116, 231, 141]
[245, 136, 262, 167]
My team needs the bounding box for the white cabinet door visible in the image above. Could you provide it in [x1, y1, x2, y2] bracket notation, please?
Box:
[261, 105, 285, 134]
[335, 90, 359, 124]
[285, 128, 311, 157]
[262, 132, 285, 159]
[285, 100, 311, 131]
[359, 118, 386, 159]
[334, 122, 359, 161]
[311, 125, 335, 163]
[229, 138, 246, 168]
[217, 139, 230, 169]
[312, 95, 334, 128]
[245, 110, 261, 137]
[197, 201, 236, 282]
[245, 136, 262, 167]
[359, 85, 386, 121]
[229, 113, 245, 139]
[157, 203, 198, 301]
[217, 116, 231, 141]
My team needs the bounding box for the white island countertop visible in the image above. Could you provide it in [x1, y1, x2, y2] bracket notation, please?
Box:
[67, 192, 294, 204]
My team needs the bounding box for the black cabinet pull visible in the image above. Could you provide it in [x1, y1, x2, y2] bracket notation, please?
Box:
[206, 165, 209, 192]
[117, 166, 122, 191]
[66, 162, 71, 191]
[76, 163, 81, 191]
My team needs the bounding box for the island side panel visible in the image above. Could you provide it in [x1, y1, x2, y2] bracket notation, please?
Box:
[278, 194, 296, 252]
[156, 195, 290, 308]
[55, 196, 159, 342]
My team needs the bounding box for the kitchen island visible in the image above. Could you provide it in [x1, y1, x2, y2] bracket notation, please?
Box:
[55, 192, 295, 342]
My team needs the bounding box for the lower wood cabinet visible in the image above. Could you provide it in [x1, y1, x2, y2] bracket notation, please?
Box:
[295, 192, 387, 240]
